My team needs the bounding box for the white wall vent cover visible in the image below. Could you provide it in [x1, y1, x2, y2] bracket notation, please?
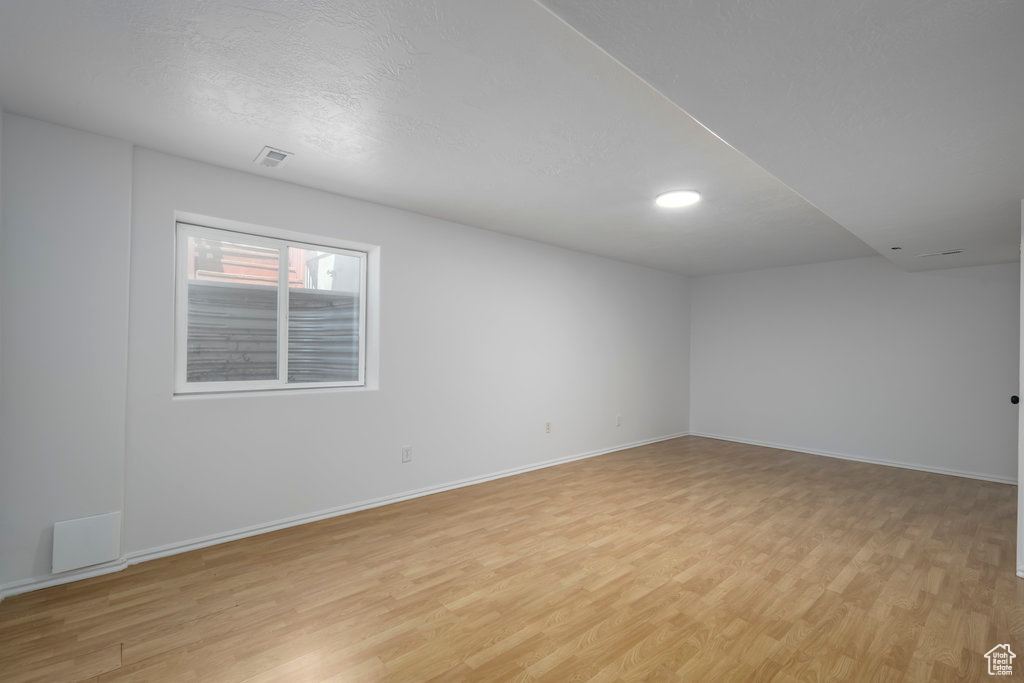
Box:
[52, 511, 121, 573]
[254, 146, 293, 169]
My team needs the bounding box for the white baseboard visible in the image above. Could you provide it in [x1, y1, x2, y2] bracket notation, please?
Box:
[0, 431, 690, 602]
[0, 558, 128, 603]
[690, 431, 1017, 485]
[13, 430, 1003, 600]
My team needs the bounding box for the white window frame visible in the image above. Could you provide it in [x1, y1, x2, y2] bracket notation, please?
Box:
[174, 221, 368, 395]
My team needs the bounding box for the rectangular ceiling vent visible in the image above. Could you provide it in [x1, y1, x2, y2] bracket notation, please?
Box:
[254, 146, 293, 169]
[917, 249, 964, 258]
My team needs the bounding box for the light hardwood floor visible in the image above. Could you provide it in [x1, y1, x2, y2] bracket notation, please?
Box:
[1, 436, 1022, 681]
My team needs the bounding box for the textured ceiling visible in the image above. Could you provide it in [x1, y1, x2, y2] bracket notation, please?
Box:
[0, 0, 873, 276]
[540, 0, 1024, 272]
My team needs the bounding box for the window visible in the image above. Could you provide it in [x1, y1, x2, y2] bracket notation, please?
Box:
[175, 222, 368, 393]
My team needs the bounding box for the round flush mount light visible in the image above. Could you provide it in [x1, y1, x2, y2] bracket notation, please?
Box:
[655, 190, 701, 208]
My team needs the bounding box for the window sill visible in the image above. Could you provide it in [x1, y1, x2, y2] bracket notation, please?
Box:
[171, 384, 378, 400]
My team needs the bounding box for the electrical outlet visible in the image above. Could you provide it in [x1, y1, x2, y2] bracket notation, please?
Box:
[616, 414, 622, 427]
[401, 446, 412, 463]
[545, 422, 551, 434]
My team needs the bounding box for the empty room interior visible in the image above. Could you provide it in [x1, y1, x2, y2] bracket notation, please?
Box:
[1, 1, 1023, 681]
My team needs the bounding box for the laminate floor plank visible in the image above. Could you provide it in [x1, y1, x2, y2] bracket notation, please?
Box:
[1, 436, 1020, 681]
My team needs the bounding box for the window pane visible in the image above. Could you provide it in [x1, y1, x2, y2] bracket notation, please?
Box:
[288, 247, 361, 383]
[186, 234, 279, 382]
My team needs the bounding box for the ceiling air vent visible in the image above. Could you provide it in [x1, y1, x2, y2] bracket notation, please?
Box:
[917, 249, 964, 258]
[254, 146, 292, 169]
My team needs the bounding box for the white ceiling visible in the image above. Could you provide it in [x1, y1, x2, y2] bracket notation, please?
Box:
[9, 2, 1021, 275]
[0, 0, 876, 276]
[540, 0, 1024, 272]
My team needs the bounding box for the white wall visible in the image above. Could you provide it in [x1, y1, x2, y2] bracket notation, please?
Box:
[0, 109, 4, 432]
[1017, 202, 1023, 577]
[691, 255, 1020, 482]
[0, 119, 689, 588]
[0, 115, 132, 584]
[123, 149, 691, 556]
[3, 112, 1018, 594]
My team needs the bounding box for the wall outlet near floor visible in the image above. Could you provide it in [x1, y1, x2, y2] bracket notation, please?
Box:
[616, 414, 622, 427]
[545, 422, 551, 434]
[401, 446, 413, 463]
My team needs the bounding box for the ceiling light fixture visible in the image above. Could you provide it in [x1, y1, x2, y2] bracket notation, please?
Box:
[655, 190, 701, 208]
